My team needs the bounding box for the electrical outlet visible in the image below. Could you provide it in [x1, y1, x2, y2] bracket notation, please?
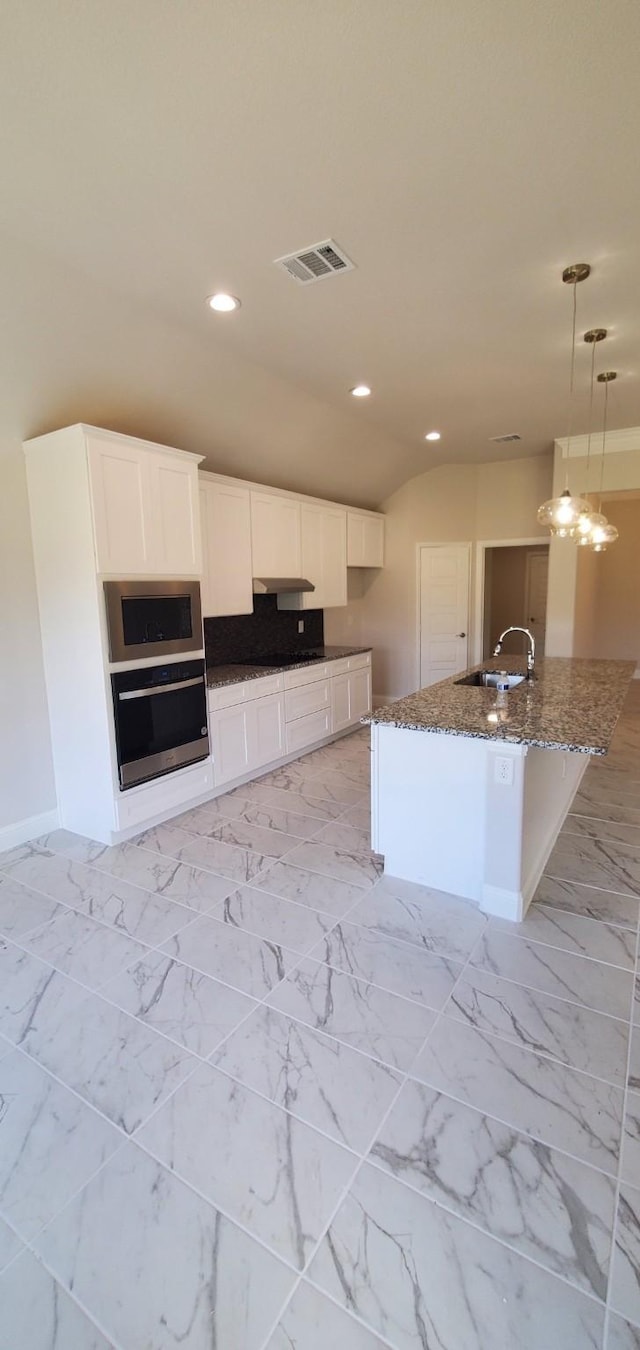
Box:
[297, 619, 304, 634]
[494, 756, 514, 786]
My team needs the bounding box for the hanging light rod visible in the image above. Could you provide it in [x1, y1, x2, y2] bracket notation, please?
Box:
[537, 263, 592, 537]
[576, 329, 608, 545]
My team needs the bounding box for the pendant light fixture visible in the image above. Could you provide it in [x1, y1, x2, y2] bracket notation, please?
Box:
[537, 264, 591, 537]
[576, 327, 607, 546]
[589, 371, 619, 552]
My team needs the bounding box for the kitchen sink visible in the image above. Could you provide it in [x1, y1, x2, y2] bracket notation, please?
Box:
[455, 670, 526, 690]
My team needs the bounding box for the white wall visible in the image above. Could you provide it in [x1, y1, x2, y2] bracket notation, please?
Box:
[0, 442, 56, 833]
[327, 452, 552, 699]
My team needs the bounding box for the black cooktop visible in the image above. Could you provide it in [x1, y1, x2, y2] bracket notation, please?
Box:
[238, 651, 325, 668]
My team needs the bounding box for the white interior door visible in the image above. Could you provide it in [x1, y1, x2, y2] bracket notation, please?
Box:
[524, 551, 549, 657]
[419, 545, 470, 687]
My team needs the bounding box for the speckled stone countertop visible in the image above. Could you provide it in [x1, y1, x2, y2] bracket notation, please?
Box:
[365, 656, 636, 755]
[206, 645, 372, 689]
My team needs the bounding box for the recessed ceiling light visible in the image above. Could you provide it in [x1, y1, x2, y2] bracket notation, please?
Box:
[425, 430, 441, 441]
[207, 293, 241, 312]
[350, 384, 371, 398]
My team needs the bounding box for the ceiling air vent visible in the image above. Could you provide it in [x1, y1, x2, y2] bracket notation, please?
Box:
[490, 433, 522, 444]
[274, 239, 355, 285]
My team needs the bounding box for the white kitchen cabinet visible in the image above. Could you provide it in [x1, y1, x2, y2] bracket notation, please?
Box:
[210, 691, 285, 787]
[87, 432, 202, 576]
[331, 662, 372, 733]
[200, 479, 253, 617]
[279, 504, 347, 610]
[347, 512, 385, 568]
[250, 491, 301, 577]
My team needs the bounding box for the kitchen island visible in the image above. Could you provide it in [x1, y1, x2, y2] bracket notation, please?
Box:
[366, 656, 635, 921]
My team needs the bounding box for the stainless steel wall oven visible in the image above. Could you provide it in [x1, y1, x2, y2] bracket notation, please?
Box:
[111, 659, 209, 789]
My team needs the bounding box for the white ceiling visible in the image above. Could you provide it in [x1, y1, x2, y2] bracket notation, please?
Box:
[1, 0, 639, 506]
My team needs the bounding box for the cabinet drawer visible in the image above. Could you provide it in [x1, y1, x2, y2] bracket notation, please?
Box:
[286, 707, 332, 754]
[284, 662, 330, 690]
[208, 673, 284, 711]
[116, 759, 213, 830]
[285, 679, 331, 723]
[347, 651, 371, 672]
[328, 657, 350, 677]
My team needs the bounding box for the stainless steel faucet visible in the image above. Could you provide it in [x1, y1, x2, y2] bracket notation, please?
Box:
[493, 626, 536, 675]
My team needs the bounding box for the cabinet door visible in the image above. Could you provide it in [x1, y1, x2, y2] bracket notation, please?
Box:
[322, 507, 347, 607]
[347, 513, 384, 568]
[250, 492, 301, 576]
[331, 672, 352, 733]
[88, 438, 153, 574]
[349, 667, 372, 722]
[211, 705, 252, 786]
[200, 481, 253, 617]
[249, 693, 285, 770]
[152, 455, 201, 574]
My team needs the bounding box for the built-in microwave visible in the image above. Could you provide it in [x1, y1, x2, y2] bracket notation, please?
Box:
[104, 580, 203, 663]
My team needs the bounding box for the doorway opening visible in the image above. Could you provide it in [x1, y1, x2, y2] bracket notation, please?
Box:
[482, 544, 549, 661]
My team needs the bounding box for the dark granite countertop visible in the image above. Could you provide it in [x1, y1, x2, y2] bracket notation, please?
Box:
[364, 656, 636, 755]
[206, 645, 372, 690]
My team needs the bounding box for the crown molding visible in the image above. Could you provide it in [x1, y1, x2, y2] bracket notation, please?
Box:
[555, 426, 640, 459]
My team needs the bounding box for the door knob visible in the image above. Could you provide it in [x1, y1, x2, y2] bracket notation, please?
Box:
[458, 631, 466, 638]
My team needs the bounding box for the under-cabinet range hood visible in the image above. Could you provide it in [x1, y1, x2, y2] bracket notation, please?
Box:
[252, 577, 315, 595]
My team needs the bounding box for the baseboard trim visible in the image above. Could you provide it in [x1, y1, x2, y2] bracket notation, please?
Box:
[0, 808, 59, 853]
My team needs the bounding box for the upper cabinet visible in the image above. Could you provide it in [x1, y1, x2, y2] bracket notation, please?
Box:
[347, 511, 385, 568]
[279, 503, 347, 610]
[250, 491, 302, 577]
[87, 432, 202, 576]
[200, 478, 253, 617]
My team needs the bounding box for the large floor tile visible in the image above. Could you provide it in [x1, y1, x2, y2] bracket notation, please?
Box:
[219, 884, 336, 953]
[316, 921, 461, 1009]
[138, 1062, 357, 1269]
[33, 1142, 295, 1350]
[0, 1216, 23, 1273]
[610, 1183, 640, 1325]
[0, 851, 198, 941]
[348, 880, 486, 962]
[607, 1312, 640, 1349]
[570, 792, 640, 828]
[285, 840, 382, 887]
[411, 1015, 624, 1173]
[490, 902, 636, 968]
[0, 875, 65, 939]
[101, 951, 256, 1056]
[267, 957, 436, 1070]
[19, 907, 146, 989]
[176, 795, 324, 840]
[370, 1078, 615, 1298]
[546, 834, 640, 898]
[341, 802, 373, 831]
[308, 1162, 605, 1350]
[0, 1050, 120, 1241]
[470, 927, 633, 1018]
[82, 840, 235, 909]
[563, 813, 640, 848]
[449, 966, 629, 1084]
[621, 1091, 640, 1188]
[254, 859, 366, 916]
[534, 874, 639, 930]
[314, 819, 373, 855]
[628, 1026, 640, 1092]
[202, 816, 301, 858]
[268, 769, 366, 806]
[0, 939, 67, 1045]
[266, 1280, 388, 1349]
[0, 1249, 111, 1350]
[574, 778, 640, 811]
[211, 1004, 401, 1151]
[137, 824, 272, 885]
[6, 960, 196, 1134]
[162, 912, 298, 997]
[225, 780, 345, 821]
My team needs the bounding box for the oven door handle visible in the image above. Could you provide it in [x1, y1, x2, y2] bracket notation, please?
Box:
[118, 676, 205, 702]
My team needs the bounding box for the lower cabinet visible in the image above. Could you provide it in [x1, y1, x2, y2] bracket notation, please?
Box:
[209, 653, 372, 789]
[211, 693, 285, 787]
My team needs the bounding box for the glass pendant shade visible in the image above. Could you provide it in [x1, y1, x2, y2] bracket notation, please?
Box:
[576, 508, 608, 546]
[589, 520, 619, 552]
[537, 488, 591, 538]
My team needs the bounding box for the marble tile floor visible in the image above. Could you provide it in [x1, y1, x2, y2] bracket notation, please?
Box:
[1, 709, 640, 1348]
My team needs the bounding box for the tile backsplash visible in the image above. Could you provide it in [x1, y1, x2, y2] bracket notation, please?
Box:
[204, 595, 324, 665]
